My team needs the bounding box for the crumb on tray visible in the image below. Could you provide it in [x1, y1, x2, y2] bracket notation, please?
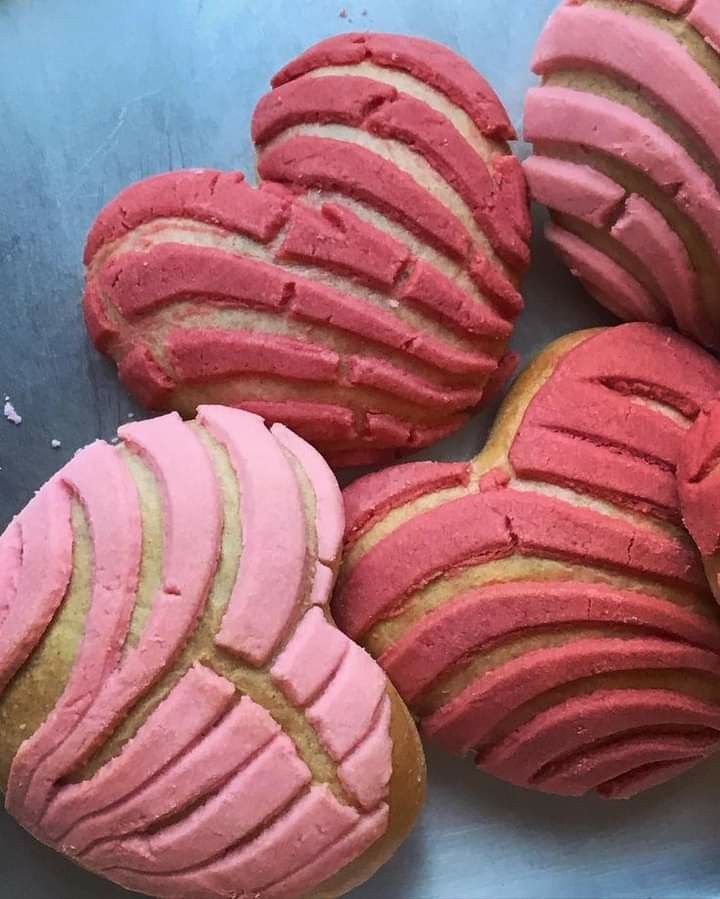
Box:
[3, 396, 22, 425]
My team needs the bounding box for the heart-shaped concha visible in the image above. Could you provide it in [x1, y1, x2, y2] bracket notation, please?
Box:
[83, 32, 530, 466]
[524, 0, 720, 347]
[0, 407, 424, 899]
[334, 323, 720, 799]
[678, 398, 720, 604]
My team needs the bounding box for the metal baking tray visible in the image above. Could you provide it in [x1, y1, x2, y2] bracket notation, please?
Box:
[1, 1, 718, 896]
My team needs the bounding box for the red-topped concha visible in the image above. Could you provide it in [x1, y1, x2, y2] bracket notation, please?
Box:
[524, 0, 720, 348]
[334, 323, 720, 799]
[83, 33, 530, 466]
[0, 407, 425, 899]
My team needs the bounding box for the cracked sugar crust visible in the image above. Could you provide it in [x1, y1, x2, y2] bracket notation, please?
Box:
[335, 322, 720, 799]
[678, 396, 720, 609]
[83, 33, 530, 465]
[0, 407, 424, 899]
[524, 0, 720, 348]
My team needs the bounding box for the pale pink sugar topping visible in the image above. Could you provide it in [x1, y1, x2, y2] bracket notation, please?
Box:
[0, 407, 393, 899]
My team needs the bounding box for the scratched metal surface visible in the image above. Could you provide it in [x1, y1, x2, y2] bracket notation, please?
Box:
[1, 1, 719, 898]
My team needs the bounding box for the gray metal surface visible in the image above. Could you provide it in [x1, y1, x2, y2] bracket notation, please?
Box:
[0, 1, 718, 897]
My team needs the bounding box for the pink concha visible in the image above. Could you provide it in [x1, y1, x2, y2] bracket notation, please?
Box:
[0, 407, 417, 899]
[335, 323, 720, 798]
[524, 0, 720, 347]
[83, 33, 530, 464]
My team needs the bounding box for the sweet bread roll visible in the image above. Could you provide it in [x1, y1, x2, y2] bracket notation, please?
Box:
[83, 33, 530, 466]
[0, 407, 424, 898]
[524, 0, 720, 347]
[678, 398, 720, 604]
[335, 322, 720, 798]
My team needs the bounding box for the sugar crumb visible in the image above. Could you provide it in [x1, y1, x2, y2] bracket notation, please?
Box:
[3, 399, 22, 425]
[388, 299, 400, 308]
[127, 412, 135, 419]
[51, 439, 62, 449]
